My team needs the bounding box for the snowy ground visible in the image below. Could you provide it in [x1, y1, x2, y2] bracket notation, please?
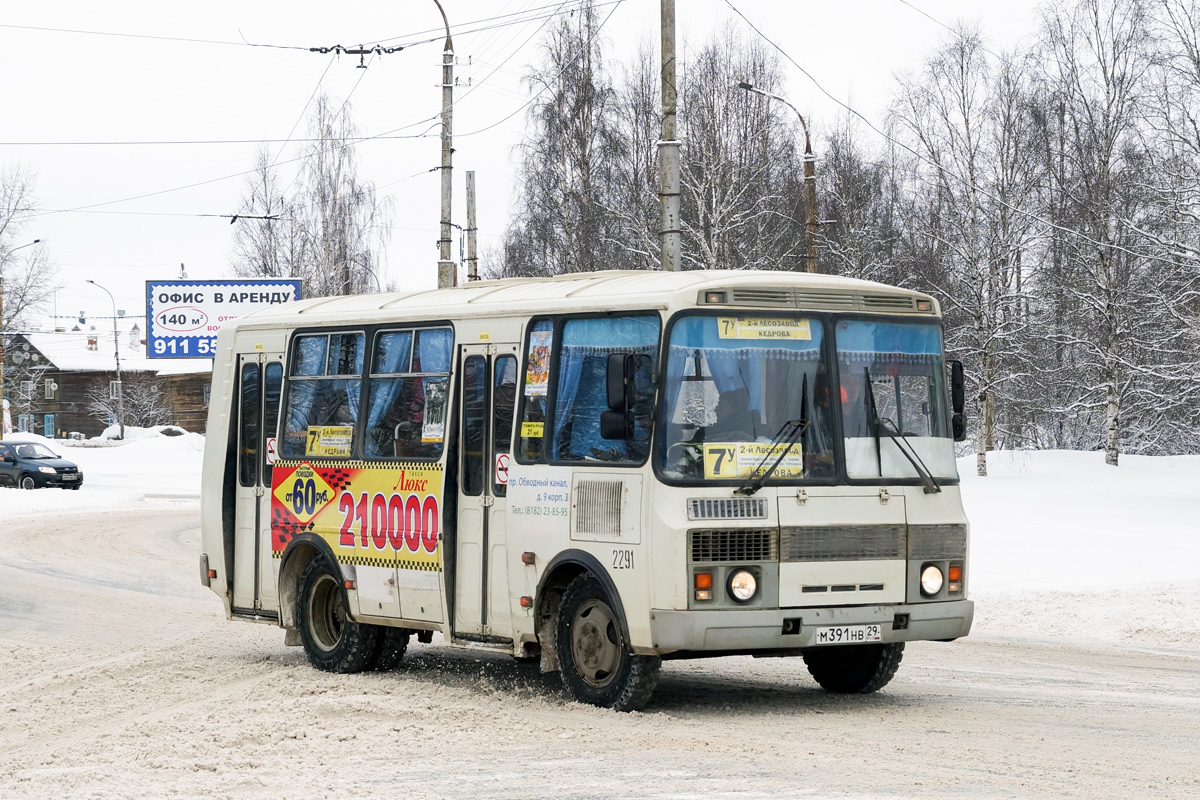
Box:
[2, 435, 1199, 797]
[5, 433, 1196, 648]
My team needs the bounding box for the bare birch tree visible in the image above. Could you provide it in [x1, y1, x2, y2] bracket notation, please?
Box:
[230, 97, 392, 296]
[1, 165, 58, 331]
[1038, 0, 1154, 466]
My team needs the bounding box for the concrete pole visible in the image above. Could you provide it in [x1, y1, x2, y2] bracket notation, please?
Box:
[86, 279, 124, 440]
[465, 170, 478, 281]
[658, 0, 681, 272]
[738, 83, 819, 273]
[802, 131, 818, 275]
[434, 1, 457, 289]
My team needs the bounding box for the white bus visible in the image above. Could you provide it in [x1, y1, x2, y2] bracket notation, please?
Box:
[200, 269, 973, 711]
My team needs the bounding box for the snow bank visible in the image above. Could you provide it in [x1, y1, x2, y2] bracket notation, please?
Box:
[1, 428, 205, 516]
[960, 449, 1200, 591]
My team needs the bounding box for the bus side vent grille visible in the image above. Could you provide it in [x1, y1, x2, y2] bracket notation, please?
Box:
[690, 529, 778, 563]
[781, 525, 906, 561]
[730, 288, 795, 307]
[794, 290, 857, 309]
[687, 497, 767, 521]
[861, 294, 917, 312]
[908, 524, 967, 560]
[574, 480, 623, 537]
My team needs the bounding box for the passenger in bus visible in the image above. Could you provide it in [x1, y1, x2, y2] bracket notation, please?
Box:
[702, 388, 757, 443]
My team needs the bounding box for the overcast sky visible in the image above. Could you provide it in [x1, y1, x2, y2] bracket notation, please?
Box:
[1, 0, 1042, 329]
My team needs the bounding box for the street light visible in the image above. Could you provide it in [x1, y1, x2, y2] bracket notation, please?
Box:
[1, 238, 44, 440]
[738, 82, 819, 274]
[85, 279, 125, 440]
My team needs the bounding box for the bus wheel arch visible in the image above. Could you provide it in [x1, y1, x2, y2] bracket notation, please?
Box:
[278, 535, 341, 631]
[534, 551, 629, 673]
[554, 572, 660, 711]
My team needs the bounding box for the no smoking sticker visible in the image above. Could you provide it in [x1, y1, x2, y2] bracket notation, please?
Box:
[495, 453, 511, 485]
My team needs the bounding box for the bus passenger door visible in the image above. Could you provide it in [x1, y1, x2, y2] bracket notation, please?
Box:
[454, 344, 519, 638]
[232, 351, 285, 613]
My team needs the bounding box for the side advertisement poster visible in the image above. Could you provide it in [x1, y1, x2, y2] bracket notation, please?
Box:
[270, 460, 444, 572]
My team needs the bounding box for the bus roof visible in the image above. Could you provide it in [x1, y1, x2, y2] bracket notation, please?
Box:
[233, 269, 938, 330]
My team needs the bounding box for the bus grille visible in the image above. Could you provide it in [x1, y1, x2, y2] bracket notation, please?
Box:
[690, 529, 778, 563]
[687, 497, 767, 521]
[781, 525, 906, 561]
[908, 524, 967, 559]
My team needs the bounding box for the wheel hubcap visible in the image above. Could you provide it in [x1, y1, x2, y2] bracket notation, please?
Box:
[571, 599, 622, 688]
[21, 477, 35, 490]
[307, 574, 345, 652]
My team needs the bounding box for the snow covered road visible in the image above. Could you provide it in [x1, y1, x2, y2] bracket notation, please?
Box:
[2, 507, 1198, 799]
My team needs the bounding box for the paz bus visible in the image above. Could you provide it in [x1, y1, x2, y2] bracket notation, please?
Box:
[200, 269, 973, 711]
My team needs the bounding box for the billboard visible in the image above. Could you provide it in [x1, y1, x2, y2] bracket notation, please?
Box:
[145, 279, 302, 358]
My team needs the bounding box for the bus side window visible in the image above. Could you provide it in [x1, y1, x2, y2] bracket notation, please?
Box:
[517, 319, 553, 462]
[551, 315, 660, 464]
[364, 327, 453, 460]
[261, 361, 283, 485]
[280, 332, 364, 459]
[238, 362, 260, 487]
[492, 354, 517, 496]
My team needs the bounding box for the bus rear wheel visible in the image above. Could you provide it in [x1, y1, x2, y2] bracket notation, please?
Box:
[368, 626, 410, 671]
[555, 573, 659, 712]
[802, 642, 905, 694]
[297, 556, 379, 673]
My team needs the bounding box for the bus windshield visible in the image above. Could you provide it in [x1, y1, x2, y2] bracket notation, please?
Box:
[836, 319, 958, 481]
[657, 314, 837, 482]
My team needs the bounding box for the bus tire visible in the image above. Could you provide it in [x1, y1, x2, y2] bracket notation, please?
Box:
[297, 556, 379, 674]
[368, 626, 410, 671]
[802, 642, 905, 694]
[555, 573, 659, 712]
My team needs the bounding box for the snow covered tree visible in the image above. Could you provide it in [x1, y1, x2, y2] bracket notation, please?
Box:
[890, 28, 1041, 475]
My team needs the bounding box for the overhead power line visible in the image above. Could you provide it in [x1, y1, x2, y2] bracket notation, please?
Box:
[0, 22, 309, 49]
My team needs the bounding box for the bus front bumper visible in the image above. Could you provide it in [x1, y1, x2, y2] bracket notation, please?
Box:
[648, 599, 973, 653]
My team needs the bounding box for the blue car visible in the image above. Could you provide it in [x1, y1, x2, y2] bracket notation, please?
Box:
[0, 441, 84, 490]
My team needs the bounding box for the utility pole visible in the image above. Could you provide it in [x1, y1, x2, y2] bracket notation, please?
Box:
[658, 0, 681, 272]
[465, 170, 478, 281]
[738, 82, 819, 273]
[434, 0, 457, 289]
[0, 239, 43, 440]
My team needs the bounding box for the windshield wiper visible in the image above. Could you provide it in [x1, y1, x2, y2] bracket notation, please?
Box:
[736, 375, 808, 496]
[862, 367, 941, 494]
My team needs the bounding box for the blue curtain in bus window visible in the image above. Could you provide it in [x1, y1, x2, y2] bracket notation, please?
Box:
[373, 331, 413, 375]
[293, 335, 328, 376]
[414, 328, 453, 373]
[552, 316, 659, 462]
[835, 320, 941, 358]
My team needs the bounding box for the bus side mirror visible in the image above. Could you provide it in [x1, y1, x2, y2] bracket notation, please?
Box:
[949, 359, 967, 442]
[601, 353, 634, 440]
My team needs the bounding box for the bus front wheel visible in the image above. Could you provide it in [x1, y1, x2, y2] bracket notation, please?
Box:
[297, 556, 379, 673]
[555, 573, 660, 712]
[802, 642, 905, 694]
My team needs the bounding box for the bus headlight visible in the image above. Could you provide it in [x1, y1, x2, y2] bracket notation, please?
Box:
[920, 564, 944, 596]
[728, 569, 757, 603]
